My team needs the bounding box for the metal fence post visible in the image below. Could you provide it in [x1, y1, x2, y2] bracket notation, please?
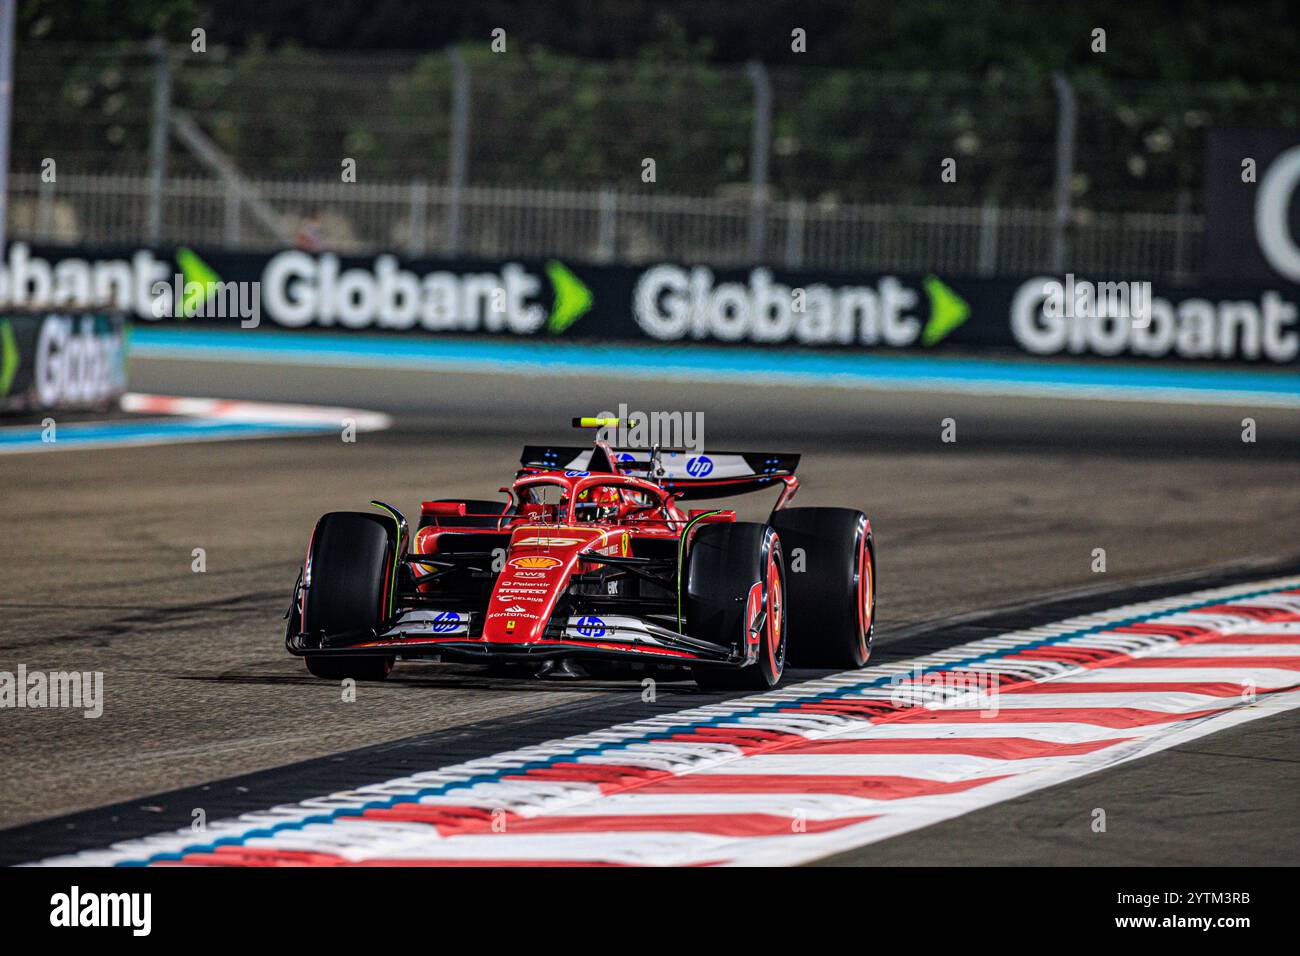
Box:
[171, 110, 290, 244]
[446, 47, 471, 256]
[408, 178, 428, 257]
[0, 0, 17, 255]
[36, 173, 54, 239]
[784, 198, 805, 269]
[746, 61, 772, 264]
[1050, 71, 1076, 273]
[978, 198, 1000, 277]
[223, 181, 241, 246]
[1172, 188, 1191, 283]
[147, 37, 172, 246]
[596, 186, 617, 263]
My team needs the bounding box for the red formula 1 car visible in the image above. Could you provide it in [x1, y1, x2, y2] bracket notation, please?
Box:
[285, 419, 875, 689]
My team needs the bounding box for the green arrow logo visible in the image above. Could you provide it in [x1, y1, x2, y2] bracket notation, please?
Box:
[546, 260, 593, 334]
[0, 321, 18, 397]
[175, 247, 222, 318]
[921, 275, 969, 346]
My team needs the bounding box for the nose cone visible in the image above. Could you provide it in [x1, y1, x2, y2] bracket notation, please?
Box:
[481, 526, 613, 644]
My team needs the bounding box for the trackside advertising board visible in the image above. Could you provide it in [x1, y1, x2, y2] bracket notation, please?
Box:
[1204, 128, 1300, 287]
[0, 310, 129, 415]
[2, 242, 1297, 364]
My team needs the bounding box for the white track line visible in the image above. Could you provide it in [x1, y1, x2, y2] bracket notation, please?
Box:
[31, 577, 1300, 867]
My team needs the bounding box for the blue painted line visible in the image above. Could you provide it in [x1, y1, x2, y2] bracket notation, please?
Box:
[117, 579, 1298, 865]
[130, 327, 1300, 405]
[0, 417, 331, 452]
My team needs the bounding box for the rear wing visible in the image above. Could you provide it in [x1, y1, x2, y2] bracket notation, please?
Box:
[519, 445, 799, 499]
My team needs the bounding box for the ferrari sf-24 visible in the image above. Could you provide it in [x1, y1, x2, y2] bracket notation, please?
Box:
[285, 417, 875, 689]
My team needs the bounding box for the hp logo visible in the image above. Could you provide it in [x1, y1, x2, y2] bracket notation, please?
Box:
[431, 611, 460, 633]
[686, 455, 714, 477]
[575, 615, 606, 638]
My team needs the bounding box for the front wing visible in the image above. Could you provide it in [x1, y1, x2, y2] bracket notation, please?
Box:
[286, 607, 740, 666]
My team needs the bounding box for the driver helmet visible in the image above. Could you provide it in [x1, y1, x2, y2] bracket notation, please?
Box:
[576, 485, 622, 522]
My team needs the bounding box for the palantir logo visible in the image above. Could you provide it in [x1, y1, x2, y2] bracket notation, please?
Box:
[686, 455, 714, 477]
[575, 616, 606, 637]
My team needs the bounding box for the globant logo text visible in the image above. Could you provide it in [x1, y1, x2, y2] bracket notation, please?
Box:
[1012, 276, 1298, 362]
[0, 243, 169, 316]
[36, 315, 127, 408]
[633, 264, 922, 346]
[261, 251, 546, 333]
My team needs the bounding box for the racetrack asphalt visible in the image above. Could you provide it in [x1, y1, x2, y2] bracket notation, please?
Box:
[0, 355, 1297, 864]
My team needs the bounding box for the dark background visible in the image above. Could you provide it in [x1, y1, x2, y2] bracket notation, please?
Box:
[17, 0, 1300, 82]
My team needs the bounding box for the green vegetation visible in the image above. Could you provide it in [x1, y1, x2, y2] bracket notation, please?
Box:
[12, 1, 1298, 211]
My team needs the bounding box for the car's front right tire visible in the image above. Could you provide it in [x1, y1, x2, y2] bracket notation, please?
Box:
[301, 511, 396, 682]
[687, 522, 787, 691]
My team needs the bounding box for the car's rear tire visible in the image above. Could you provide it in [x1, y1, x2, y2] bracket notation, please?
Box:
[302, 511, 396, 682]
[769, 507, 874, 669]
[687, 523, 786, 691]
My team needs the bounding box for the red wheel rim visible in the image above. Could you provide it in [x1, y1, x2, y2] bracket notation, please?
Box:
[766, 548, 784, 680]
[856, 533, 873, 656]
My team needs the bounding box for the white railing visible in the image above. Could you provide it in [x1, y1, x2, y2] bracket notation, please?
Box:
[5, 173, 1204, 281]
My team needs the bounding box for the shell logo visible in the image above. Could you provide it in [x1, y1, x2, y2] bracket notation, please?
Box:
[509, 555, 563, 570]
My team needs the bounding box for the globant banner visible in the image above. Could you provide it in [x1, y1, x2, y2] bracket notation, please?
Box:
[1203, 128, 1300, 287]
[0, 309, 129, 415]
[2, 242, 1297, 364]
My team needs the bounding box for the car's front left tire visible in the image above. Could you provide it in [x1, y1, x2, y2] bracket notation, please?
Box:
[769, 507, 874, 669]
